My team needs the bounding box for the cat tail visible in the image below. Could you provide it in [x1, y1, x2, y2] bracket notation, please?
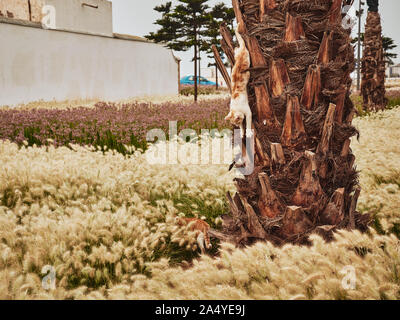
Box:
[235, 22, 246, 50]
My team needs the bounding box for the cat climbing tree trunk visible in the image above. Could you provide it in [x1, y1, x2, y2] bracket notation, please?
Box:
[361, 0, 387, 112]
[211, 0, 370, 246]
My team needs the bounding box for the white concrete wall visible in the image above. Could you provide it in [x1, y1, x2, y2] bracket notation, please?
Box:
[0, 0, 113, 36]
[0, 21, 179, 106]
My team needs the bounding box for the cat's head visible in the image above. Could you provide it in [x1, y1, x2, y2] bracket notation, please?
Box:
[225, 110, 244, 127]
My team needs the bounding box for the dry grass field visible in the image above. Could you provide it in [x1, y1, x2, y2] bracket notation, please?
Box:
[0, 102, 399, 300]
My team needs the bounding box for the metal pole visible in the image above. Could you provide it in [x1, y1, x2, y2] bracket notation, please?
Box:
[357, 0, 362, 91]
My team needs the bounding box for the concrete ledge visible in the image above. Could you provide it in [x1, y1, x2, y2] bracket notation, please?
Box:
[113, 33, 151, 43]
[0, 17, 161, 45]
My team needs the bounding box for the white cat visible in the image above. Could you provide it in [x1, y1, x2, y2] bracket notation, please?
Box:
[225, 22, 252, 138]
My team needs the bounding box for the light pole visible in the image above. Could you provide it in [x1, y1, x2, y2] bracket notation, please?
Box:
[356, 0, 364, 91]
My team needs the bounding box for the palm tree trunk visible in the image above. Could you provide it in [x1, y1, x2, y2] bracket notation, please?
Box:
[212, 0, 370, 246]
[361, 1, 387, 111]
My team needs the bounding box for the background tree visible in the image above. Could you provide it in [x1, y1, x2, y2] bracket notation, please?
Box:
[210, 0, 369, 246]
[382, 36, 398, 66]
[146, 0, 210, 102]
[353, 34, 398, 66]
[361, 0, 387, 111]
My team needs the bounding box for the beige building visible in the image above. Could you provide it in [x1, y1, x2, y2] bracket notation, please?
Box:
[0, 0, 113, 35]
[200, 67, 229, 88]
[0, 0, 44, 21]
[386, 63, 400, 78]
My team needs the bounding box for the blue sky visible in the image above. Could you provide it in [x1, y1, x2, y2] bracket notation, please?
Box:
[109, 0, 400, 77]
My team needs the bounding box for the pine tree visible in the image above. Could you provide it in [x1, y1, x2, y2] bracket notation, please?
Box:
[146, 0, 210, 102]
[210, 0, 370, 246]
[361, 0, 387, 111]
